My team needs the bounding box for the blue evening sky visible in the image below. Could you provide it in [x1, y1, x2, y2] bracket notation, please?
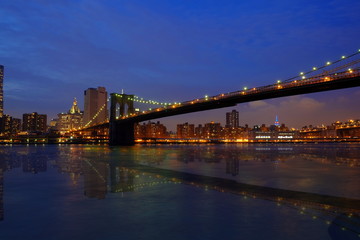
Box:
[1, 0, 360, 130]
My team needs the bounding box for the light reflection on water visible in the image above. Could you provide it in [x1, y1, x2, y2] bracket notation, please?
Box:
[0, 143, 359, 240]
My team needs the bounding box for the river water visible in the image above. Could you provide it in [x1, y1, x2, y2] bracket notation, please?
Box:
[0, 143, 359, 240]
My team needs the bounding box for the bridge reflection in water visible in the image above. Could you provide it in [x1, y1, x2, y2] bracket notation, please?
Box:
[72, 147, 360, 238]
[1, 144, 360, 238]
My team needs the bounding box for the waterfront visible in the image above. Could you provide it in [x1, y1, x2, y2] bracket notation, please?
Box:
[0, 143, 359, 240]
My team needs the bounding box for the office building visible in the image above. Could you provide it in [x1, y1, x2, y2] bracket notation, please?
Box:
[0, 65, 4, 118]
[56, 98, 83, 133]
[226, 110, 239, 128]
[83, 87, 108, 127]
[22, 112, 47, 133]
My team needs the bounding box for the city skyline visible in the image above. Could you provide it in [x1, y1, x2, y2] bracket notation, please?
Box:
[1, 1, 360, 130]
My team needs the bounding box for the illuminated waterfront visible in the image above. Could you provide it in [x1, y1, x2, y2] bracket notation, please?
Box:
[0, 143, 359, 240]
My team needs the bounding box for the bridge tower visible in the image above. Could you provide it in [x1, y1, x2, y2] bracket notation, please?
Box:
[109, 93, 136, 146]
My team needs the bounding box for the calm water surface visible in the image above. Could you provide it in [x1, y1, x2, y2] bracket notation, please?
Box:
[0, 143, 359, 240]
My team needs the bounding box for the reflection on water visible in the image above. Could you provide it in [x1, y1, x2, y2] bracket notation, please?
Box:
[0, 143, 359, 240]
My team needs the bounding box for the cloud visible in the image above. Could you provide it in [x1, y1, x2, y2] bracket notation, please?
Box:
[279, 96, 324, 112]
[248, 100, 270, 109]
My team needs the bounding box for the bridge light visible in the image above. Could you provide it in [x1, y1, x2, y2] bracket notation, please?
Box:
[341, 56, 346, 59]
[312, 67, 317, 70]
[302, 76, 306, 79]
[277, 80, 281, 84]
[244, 87, 247, 90]
[300, 72, 304, 75]
[326, 61, 331, 65]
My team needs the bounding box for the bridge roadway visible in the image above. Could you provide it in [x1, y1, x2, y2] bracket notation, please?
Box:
[73, 68, 360, 144]
[116, 70, 360, 123]
[107, 69, 360, 145]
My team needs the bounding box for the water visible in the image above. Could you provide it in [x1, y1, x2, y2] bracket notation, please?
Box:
[0, 143, 359, 240]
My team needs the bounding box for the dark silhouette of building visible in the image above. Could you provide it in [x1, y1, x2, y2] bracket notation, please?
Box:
[0, 65, 3, 118]
[226, 110, 239, 128]
[22, 112, 47, 133]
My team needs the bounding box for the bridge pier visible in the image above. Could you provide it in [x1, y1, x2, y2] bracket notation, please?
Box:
[109, 121, 135, 146]
[109, 93, 136, 146]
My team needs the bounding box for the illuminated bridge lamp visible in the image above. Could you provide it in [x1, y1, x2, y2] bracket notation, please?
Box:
[244, 87, 247, 90]
[277, 80, 281, 84]
[313, 67, 317, 70]
[326, 61, 331, 65]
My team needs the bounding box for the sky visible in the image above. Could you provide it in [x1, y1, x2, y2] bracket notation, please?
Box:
[1, 0, 360, 131]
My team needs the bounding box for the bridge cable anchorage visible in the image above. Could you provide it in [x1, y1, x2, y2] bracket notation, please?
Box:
[83, 97, 111, 128]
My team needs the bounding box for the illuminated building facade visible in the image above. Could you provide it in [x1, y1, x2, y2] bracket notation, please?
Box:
[0, 65, 4, 118]
[83, 87, 108, 127]
[56, 98, 83, 133]
[135, 121, 167, 138]
[22, 112, 47, 133]
[204, 122, 222, 139]
[0, 115, 21, 136]
[177, 122, 195, 138]
[226, 110, 239, 128]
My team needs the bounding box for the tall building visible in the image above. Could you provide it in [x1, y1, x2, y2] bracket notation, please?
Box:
[226, 110, 239, 128]
[83, 87, 108, 127]
[275, 115, 280, 127]
[56, 98, 83, 133]
[0, 65, 4, 118]
[22, 112, 47, 133]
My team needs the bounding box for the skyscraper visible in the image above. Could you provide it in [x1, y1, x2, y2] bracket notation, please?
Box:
[275, 115, 280, 127]
[225, 110, 239, 128]
[83, 87, 108, 127]
[56, 98, 83, 133]
[0, 65, 4, 118]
